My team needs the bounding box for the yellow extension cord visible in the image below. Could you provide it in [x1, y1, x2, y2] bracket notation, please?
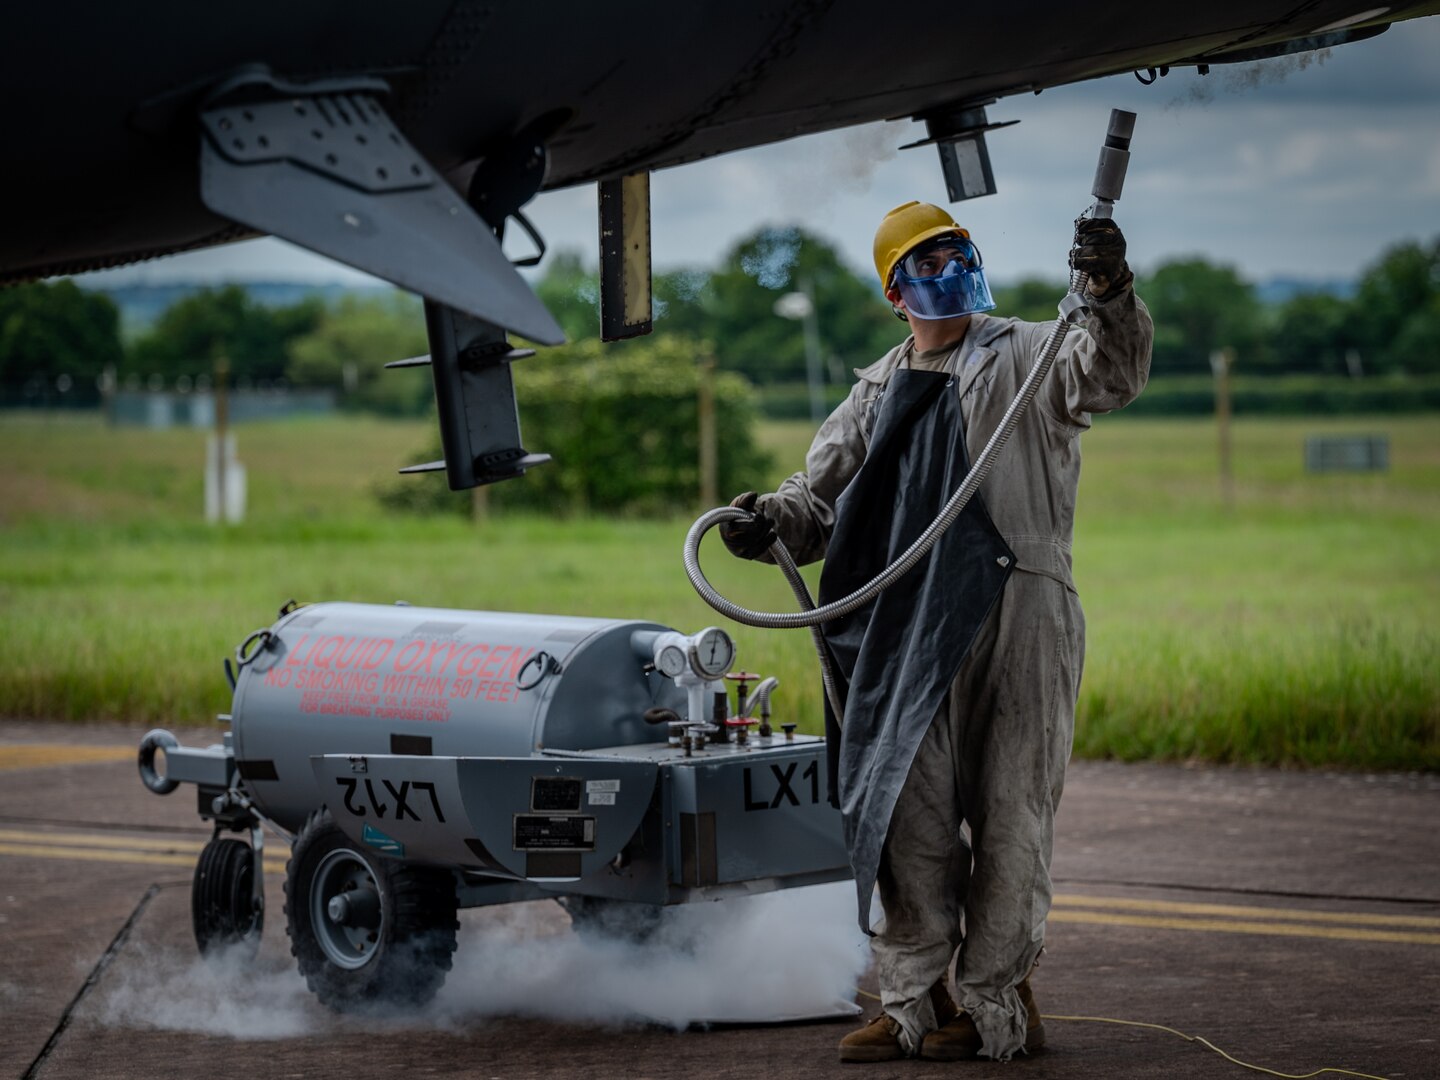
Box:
[851, 989, 1388, 1080]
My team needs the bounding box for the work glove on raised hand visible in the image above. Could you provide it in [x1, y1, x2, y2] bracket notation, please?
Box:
[1070, 216, 1134, 298]
[720, 491, 778, 560]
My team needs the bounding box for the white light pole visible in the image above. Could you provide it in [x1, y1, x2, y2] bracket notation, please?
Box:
[774, 279, 825, 426]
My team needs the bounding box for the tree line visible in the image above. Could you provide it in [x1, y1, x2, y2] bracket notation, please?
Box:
[2, 230, 1436, 409]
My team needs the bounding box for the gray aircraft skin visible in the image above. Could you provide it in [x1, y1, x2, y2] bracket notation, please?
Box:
[2, 2, 1434, 292]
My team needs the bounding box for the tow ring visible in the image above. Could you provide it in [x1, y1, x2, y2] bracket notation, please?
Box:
[235, 629, 275, 668]
[516, 651, 562, 691]
[138, 729, 181, 795]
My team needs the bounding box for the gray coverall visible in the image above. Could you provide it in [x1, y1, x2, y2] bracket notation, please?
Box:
[755, 287, 1152, 1059]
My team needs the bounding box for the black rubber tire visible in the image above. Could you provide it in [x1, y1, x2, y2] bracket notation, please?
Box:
[558, 895, 666, 942]
[284, 809, 459, 1012]
[192, 836, 263, 957]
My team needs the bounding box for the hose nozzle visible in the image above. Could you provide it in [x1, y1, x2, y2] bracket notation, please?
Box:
[1091, 109, 1137, 212]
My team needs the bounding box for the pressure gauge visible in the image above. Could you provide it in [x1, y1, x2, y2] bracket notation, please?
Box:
[655, 642, 689, 678]
[688, 627, 736, 680]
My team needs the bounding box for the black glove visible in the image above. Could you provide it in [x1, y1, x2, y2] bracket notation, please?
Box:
[1070, 216, 1133, 298]
[720, 491, 777, 560]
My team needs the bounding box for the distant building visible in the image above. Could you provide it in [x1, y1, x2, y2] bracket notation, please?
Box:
[109, 388, 336, 428]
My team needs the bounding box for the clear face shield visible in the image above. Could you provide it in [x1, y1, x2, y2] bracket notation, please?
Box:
[891, 235, 996, 320]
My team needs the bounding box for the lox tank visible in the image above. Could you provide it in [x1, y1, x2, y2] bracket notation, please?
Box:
[226, 602, 687, 831]
[138, 600, 851, 1012]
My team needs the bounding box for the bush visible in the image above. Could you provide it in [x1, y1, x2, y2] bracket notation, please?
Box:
[377, 335, 772, 516]
[126, 285, 321, 384]
[0, 281, 122, 406]
[287, 293, 431, 415]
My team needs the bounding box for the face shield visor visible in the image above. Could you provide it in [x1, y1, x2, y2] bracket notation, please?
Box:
[891, 235, 996, 320]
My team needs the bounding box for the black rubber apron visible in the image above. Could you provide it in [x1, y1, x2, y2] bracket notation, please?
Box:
[819, 366, 1013, 933]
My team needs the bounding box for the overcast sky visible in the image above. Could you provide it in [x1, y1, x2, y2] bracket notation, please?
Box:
[83, 15, 1440, 290]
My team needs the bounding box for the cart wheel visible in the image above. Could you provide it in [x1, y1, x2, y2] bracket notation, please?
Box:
[284, 809, 458, 1011]
[192, 836, 264, 958]
[558, 895, 665, 942]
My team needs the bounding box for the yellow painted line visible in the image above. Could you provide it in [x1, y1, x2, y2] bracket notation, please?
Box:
[0, 828, 206, 853]
[0, 841, 195, 869]
[2, 828, 1435, 948]
[0, 745, 134, 771]
[0, 841, 285, 875]
[1054, 892, 1440, 930]
[1048, 909, 1440, 946]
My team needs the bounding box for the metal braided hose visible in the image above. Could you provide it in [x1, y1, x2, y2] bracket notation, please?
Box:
[683, 270, 1093, 720]
[684, 268, 1091, 630]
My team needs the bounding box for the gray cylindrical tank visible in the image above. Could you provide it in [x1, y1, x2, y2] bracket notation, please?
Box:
[231, 602, 684, 831]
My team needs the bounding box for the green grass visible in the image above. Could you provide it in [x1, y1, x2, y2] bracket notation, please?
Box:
[0, 410, 1436, 769]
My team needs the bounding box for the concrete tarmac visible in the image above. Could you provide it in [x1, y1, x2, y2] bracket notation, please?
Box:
[2, 720, 1437, 1080]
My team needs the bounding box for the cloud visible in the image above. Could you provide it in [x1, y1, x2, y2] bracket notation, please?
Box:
[1422, 146, 1440, 198]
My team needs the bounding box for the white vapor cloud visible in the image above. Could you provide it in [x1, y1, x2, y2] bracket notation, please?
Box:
[94, 883, 867, 1040]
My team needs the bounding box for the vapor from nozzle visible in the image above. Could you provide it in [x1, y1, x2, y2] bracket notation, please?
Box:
[1168, 50, 1333, 108]
[741, 227, 804, 289]
[836, 123, 902, 190]
[665, 268, 710, 303]
[93, 882, 867, 1039]
[771, 120, 904, 221]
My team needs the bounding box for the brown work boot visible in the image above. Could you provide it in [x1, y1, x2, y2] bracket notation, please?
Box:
[839, 1013, 907, 1063]
[840, 982, 959, 1063]
[918, 976, 1046, 1061]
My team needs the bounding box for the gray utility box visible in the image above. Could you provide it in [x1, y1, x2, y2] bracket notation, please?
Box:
[667, 743, 836, 891]
[1305, 435, 1389, 473]
[313, 734, 847, 906]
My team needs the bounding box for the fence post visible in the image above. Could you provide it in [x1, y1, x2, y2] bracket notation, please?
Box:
[698, 349, 718, 511]
[213, 356, 229, 523]
[1210, 347, 1234, 511]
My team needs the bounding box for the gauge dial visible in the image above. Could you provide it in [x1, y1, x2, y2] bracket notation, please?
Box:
[656, 643, 688, 678]
[688, 627, 736, 680]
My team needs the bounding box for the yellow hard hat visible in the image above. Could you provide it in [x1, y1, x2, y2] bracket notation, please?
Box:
[873, 201, 971, 290]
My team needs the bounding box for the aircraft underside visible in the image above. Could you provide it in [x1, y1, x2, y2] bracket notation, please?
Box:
[1, 1, 1434, 488]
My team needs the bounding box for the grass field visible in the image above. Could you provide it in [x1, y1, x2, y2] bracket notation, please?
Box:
[1, 409, 1435, 769]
